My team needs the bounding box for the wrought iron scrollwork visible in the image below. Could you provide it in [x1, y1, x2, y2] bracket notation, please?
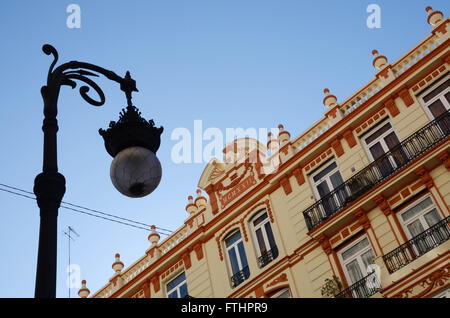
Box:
[41, 44, 136, 111]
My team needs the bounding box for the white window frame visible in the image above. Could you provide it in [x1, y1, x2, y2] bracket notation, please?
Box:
[310, 160, 344, 201]
[418, 74, 450, 121]
[166, 272, 187, 298]
[337, 235, 376, 286]
[397, 194, 443, 240]
[250, 209, 276, 258]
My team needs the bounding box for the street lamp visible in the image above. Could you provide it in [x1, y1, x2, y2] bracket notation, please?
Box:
[34, 44, 163, 298]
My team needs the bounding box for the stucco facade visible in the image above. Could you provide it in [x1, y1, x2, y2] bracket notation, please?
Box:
[79, 6, 450, 299]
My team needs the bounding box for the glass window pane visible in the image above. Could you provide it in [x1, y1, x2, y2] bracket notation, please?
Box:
[273, 289, 291, 298]
[384, 132, 401, 151]
[330, 171, 344, 189]
[428, 99, 447, 118]
[255, 228, 267, 254]
[342, 238, 369, 261]
[422, 79, 450, 103]
[253, 212, 267, 227]
[365, 122, 392, 145]
[360, 250, 376, 270]
[369, 143, 386, 160]
[228, 248, 240, 275]
[168, 291, 177, 298]
[313, 162, 337, 182]
[167, 272, 186, 291]
[424, 208, 442, 227]
[316, 180, 331, 198]
[401, 197, 433, 222]
[179, 283, 188, 298]
[445, 91, 450, 105]
[264, 222, 277, 250]
[407, 219, 425, 237]
[346, 259, 364, 284]
[226, 231, 242, 247]
[237, 241, 248, 269]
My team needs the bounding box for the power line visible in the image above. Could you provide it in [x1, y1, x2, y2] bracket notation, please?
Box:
[0, 183, 172, 235]
[0, 182, 172, 233]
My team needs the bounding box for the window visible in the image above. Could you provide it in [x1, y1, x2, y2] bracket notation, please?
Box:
[225, 230, 250, 288]
[251, 210, 278, 267]
[398, 195, 447, 255]
[432, 287, 450, 298]
[338, 236, 380, 298]
[270, 288, 291, 298]
[363, 120, 406, 177]
[167, 272, 188, 298]
[399, 196, 442, 238]
[311, 161, 348, 217]
[419, 76, 450, 133]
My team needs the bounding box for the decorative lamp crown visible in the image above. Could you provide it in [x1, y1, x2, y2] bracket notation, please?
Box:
[99, 104, 163, 158]
[99, 71, 163, 157]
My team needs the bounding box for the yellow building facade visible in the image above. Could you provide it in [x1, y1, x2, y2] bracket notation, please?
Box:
[79, 6, 450, 299]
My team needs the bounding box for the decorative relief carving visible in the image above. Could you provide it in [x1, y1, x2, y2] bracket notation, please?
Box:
[266, 273, 288, 289]
[393, 265, 450, 298]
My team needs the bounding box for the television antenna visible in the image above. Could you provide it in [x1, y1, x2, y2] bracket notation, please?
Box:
[62, 226, 80, 298]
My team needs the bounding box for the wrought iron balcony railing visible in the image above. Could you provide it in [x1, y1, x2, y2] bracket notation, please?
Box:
[335, 271, 382, 298]
[303, 110, 450, 231]
[383, 216, 450, 274]
[230, 266, 250, 288]
[257, 246, 279, 268]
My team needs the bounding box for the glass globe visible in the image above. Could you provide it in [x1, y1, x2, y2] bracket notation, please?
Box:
[110, 146, 162, 198]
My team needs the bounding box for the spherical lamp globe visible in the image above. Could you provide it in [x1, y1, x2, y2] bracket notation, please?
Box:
[110, 146, 162, 198]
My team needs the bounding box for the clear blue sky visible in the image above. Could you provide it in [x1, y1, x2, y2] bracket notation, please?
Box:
[0, 0, 447, 298]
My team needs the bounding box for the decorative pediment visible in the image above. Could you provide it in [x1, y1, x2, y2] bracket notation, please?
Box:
[198, 138, 267, 190]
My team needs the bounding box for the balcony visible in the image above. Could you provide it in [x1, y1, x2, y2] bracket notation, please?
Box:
[257, 246, 279, 268]
[335, 271, 382, 298]
[230, 266, 250, 288]
[303, 111, 450, 232]
[383, 216, 450, 274]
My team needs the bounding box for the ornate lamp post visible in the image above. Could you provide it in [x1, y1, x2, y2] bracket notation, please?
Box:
[34, 44, 163, 298]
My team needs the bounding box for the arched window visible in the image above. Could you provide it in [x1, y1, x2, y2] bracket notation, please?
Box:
[225, 230, 250, 288]
[250, 210, 278, 268]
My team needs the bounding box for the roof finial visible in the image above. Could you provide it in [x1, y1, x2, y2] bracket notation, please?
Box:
[426, 6, 443, 27]
[148, 225, 160, 246]
[323, 88, 338, 108]
[112, 253, 124, 273]
[195, 189, 207, 208]
[186, 195, 198, 215]
[372, 50, 388, 70]
[78, 280, 90, 298]
[278, 124, 291, 145]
